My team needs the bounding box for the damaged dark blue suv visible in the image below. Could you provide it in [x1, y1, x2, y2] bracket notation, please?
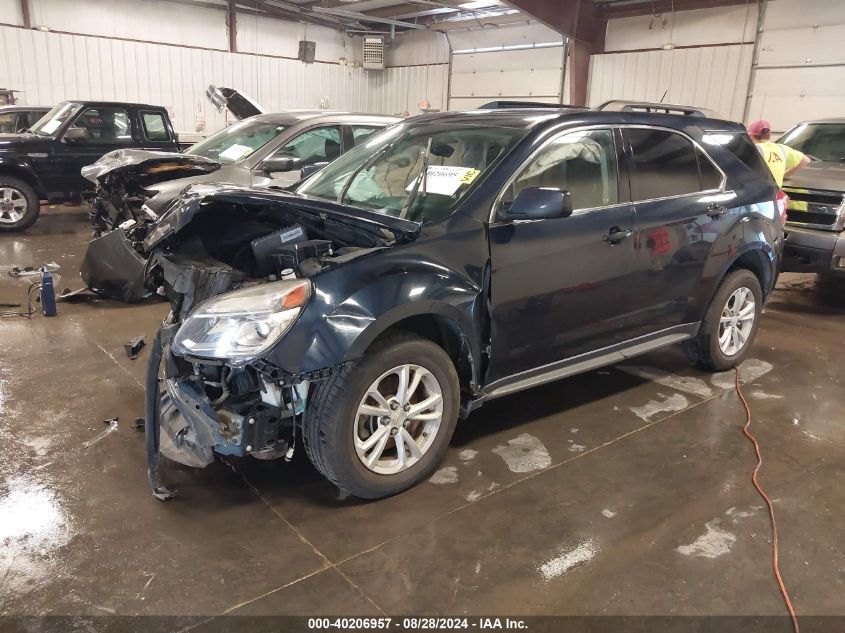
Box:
[145, 106, 783, 499]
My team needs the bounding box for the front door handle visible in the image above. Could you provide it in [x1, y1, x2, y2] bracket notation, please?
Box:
[603, 226, 633, 244]
[707, 203, 728, 218]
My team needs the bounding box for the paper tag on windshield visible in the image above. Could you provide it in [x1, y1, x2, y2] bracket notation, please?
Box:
[405, 166, 479, 197]
[41, 120, 61, 134]
[218, 144, 253, 162]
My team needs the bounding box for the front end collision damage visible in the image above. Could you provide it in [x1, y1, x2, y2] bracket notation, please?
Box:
[141, 188, 489, 498]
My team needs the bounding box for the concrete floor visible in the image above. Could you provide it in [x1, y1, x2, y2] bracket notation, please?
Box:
[1, 205, 844, 621]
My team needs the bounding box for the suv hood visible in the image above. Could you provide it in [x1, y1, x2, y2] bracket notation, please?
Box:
[82, 148, 221, 185]
[144, 183, 420, 252]
[784, 160, 845, 192]
[0, 133, 53, 152]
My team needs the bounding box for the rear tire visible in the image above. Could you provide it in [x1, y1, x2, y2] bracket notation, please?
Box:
[684, 269, 762, 371]
[303, 332, 459, 499]
[0, 177, 39, 232]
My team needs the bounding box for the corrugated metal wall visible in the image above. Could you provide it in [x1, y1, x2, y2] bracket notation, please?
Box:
[587, 45, 753, 121]
[748, 0, 845, 132]
[0, 24, 447, 132]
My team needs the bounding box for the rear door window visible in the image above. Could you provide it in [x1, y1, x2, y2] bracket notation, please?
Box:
[351, 125, 382, 145]
[141, 111, 170, 141]
[626, 129, 705, 200]
[70, 107, 132, 143]
[696, 146, 723, 190]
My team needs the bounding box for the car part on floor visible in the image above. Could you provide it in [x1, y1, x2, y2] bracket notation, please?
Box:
[124, 336, 146, 359]
[40, 267, 57, 317]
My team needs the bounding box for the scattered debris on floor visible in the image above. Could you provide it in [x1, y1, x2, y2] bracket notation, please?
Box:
[602, 509, 617, 518]
[134, 417, 145, 431]
[676, 519, 736, 558]
[538, 537, 600, 581]
[124, 336, 146, 359]
[492, 433, 551, 473]
[83, 418, 118, 449]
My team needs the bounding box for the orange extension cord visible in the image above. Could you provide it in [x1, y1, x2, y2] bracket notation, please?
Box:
[734, 367, 800, 633]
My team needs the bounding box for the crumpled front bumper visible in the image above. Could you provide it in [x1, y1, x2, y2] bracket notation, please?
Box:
[158, 376, 243, 468]
[81, 229, 150, 302]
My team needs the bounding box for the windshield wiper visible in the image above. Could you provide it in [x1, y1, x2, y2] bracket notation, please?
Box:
[337, 141, 396, 205]
[399, 138, 432, 220]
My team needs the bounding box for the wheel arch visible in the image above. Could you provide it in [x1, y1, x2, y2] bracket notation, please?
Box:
[347, 307, 478, 398]
[0, 163, 45, 198]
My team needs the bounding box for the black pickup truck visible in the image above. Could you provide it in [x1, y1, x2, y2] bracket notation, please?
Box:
[0, 100, 179, 231]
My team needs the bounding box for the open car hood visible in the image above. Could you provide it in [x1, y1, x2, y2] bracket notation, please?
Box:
[82, 149, 221, 185]
[143, 183, 420, 252]
[205, 85, 264, 121]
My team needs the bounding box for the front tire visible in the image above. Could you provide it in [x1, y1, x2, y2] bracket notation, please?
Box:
[303, 332, 459, 499]
[685, 269, 763, 371]
[0, 177, 39, 232]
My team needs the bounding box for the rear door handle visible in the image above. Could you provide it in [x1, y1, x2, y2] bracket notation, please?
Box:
[603, 227, 633, 244]
[707, 203, 728, 218]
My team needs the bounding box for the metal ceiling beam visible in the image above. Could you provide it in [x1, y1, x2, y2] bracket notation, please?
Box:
[311, 6, 427, 28]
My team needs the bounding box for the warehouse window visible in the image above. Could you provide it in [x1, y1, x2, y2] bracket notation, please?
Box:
[503, 128, 619, 212]
[141, 111, 169, 141]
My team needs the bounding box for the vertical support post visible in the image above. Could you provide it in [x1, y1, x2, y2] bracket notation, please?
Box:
[569, 39, 591, 107]
[227, 0, 237, 53]
[21, 0, 31, 29]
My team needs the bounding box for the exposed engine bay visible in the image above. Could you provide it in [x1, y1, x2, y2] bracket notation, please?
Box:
[83, 149, 221, 236]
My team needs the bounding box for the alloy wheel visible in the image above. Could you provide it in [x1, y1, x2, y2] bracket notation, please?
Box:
[353, 364, 444, 475]
[0, 187, 27, 224]
[718, 286, 756, 357]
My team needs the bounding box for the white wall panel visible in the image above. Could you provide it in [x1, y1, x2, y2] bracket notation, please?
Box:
[0, 0, 21, 25]
[30, 0, 228, 49]
[587, 45, 753, 121]
[0, 24, 447, 132]
[748, 0, 845, 132]
[236, 13, 349, 62]
[387, 31, 449, 66]
[606, 5, 757, 52]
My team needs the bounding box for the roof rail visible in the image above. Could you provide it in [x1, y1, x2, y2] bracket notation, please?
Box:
[478, 100, 580, 110]
[594, 100, 718, 118]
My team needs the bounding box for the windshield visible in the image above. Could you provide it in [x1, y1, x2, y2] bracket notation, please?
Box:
[296, 122, 528, 224]
[779, 123, 845, 162]
[186, 118, 287, 164]
[30, 102, 83, 137]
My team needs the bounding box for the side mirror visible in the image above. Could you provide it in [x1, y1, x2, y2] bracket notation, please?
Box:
[261, 155, 302, 174]
[300, 162, 329, 179]
[504, 187, 573, 220]
[62, 127, 88, 143]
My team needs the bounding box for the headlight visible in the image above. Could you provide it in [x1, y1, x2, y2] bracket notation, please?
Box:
[172, 280, 310, 364]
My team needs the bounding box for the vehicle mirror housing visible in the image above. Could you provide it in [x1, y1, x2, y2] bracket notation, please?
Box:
[62, 127, 88, 143]
[261, 156, 302, 174]
[300, 162, 328, 179]
[504, 187, 573, 220]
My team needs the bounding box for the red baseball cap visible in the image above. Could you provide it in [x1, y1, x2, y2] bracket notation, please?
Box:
[747, 120, 771, 137]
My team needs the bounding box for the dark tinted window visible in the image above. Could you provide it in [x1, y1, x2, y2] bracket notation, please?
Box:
[696, 146, 722, 190]
[713, 132, 771, 181]
[627, 129, 701, 200]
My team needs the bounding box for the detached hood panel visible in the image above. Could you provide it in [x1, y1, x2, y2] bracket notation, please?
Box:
[82, 149, 221, 185]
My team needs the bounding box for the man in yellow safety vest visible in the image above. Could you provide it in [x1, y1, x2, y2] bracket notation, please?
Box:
[747, 119, 810, 187]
